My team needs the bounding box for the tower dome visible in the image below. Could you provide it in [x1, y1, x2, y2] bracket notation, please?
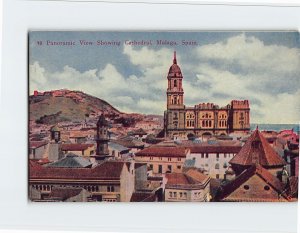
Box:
[168, 51, 182, 77]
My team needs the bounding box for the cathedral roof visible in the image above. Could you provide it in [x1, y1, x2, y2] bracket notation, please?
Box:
[168, 51, 182, 77]
[229, 128, 286, 167]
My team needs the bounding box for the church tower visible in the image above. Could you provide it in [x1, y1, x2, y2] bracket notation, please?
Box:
[47, 125, 64, 162]
[164, 52, 186, 139]
[167, 51, 184, 109]
[95, 114, 110, 160]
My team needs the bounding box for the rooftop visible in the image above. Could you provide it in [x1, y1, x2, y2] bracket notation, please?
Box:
[61, 143, 94, 151]
[135, 146, 188, 158]
[166, 168, 210, 189]
[217, 164, 288, 201]
[30, 141, 48, 149]
[46, 153, 92, 168]
[130, 192, 156, 202]
[29, 160, 126, 180]
[229, 129, 286, 167]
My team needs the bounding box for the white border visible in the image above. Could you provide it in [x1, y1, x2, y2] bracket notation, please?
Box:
[0, 0, 299, 232]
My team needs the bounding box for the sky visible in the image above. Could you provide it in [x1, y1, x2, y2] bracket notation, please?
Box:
[29, 31, 300, 124]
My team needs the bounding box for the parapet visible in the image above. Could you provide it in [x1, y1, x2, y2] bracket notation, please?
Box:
[231, 100, 250, 109]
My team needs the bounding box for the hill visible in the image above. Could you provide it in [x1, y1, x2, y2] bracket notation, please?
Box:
[29, 89, 122, 124]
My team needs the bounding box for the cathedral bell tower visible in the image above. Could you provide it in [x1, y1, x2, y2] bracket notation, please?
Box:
[164, 52, 185, 138]
[95, 114, 110, 160]
[167, 51, 184, 109]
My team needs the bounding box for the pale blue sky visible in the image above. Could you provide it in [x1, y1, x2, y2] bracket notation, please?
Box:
[29, 31, 300, 123]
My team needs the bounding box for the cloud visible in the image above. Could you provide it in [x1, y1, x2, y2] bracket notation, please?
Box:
[189, 34, 300, 123]
[197, 34, 300, 74]
[30, 35, 300, 123]
[29, 46, 173, 115]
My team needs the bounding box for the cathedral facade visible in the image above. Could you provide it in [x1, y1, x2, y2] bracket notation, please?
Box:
[164, 52, 250, 139]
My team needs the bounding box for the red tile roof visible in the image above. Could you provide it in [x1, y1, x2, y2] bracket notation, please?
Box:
[61, 143, 94, 151]
[287, 176, 298, 198]
[30, 141, 48, 149]
[130, 192, 156, 202]
[29, 160, 125, 180]
[189, 146, 241, 154]
[217, 164, 289, 201]
[229, 129, 286, 167]
[135, 147, 188, 158]
[166, 169, 210, 189]
[166, 173, 190, 185]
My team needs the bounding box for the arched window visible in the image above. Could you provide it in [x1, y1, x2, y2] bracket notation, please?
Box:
[174, 80, 177, 87]
[174, 96, 177, 104]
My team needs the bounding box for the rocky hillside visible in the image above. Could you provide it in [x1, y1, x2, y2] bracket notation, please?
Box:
[29, 89, 122, 124]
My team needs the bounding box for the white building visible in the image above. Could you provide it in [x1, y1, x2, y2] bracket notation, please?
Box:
[165, 168, 211, 202]
[185, 146, 241, 179]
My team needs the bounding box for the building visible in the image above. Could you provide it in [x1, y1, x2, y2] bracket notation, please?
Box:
[29, 160, 135, 202]
[164, 52, 250, 139]
[108, 142, 130, 159]
[185, 145, 242, 179]
[214, 128, 291, 202]
[46, 153, 92, 168]
[94, 114, 111, 160]
[229, 128, 286, 177]
[128, 128, 148, 141]
[165, 168, 211, 202]
[61, 143, 95, 156]
[47, 125, 64, 162]
[29, 187, 91, 202]
[112, 136, 146, 154]
[29, 141, 48, 160]
[215, 164, 290, 202]
[135, 146, 189, 174]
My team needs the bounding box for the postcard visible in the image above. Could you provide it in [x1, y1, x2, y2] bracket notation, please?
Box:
[28, 31, 299, 202]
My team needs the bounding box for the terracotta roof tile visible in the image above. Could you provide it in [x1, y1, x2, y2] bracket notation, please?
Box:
[130, 192, 156, 202]
[30, 141, 48, 149]
[185, 169, 210, 184]
[229, 129, 286, 167]
[29, 160, 125, 180]
[217, 164, 288, 201]
[166, 173, 190, 185]
[61, 143, 94, 151]
[166, 169, 210, 189]
[287, 176, 298, 197]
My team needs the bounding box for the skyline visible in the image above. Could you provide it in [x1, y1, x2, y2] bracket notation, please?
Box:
[29, 31, 300, 124]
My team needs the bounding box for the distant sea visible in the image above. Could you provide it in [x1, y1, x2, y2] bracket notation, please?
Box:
[251, 123, 300, 133]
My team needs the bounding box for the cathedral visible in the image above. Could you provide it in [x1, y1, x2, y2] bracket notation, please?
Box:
[164, 52, 250, 139]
